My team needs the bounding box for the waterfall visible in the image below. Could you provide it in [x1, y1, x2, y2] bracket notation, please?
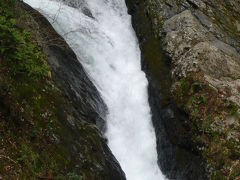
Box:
[24, 0, 165, 179]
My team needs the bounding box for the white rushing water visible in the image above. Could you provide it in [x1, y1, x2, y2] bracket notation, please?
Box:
[24, 0, 165, 179]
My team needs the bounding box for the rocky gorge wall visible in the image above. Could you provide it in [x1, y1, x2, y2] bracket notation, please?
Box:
[1, 0, 240, 179]
[126, 0, 240, 179]
[0, 1, 125, 179]
[24, 4, 126, 179]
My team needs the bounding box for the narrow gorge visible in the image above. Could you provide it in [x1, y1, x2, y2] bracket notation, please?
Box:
[0, 0, 239, 179]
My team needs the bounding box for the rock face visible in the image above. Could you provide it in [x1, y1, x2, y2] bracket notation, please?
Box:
[162, 9, 240, 107]
[6, 3, 126, 179]
[126, 0, 240, 179]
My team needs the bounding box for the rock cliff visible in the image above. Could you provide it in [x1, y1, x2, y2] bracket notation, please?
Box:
[0, 1, 125, 179]
[126, 0, 240, 179]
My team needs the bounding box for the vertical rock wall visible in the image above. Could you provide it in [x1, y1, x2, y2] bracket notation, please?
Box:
[126, 0, 240, 179]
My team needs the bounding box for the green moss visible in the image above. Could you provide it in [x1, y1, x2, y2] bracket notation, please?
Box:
[0, 0, 49, 79]
[134, 1, 172, 107]
[0, 71, 72, 178]
[145, 0, 164, 36]
[67, 173, 83, 180]
[202, 0, 240, 47]
[0, 1, 79, 178]
[171, 72, 240, 179]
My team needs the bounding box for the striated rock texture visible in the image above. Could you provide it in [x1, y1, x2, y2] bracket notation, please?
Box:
[0, 1, 125, 179]
[127, 0, 240, 179]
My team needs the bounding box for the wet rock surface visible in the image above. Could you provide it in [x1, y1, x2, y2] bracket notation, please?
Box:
[126, 1, 206, 180]
[126, 0, 240, 179]
[23, 3, 126, 180]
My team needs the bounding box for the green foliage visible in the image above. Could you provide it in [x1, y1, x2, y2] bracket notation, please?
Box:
[17, 144, 42, 175]
[67, 173, 83, 180]
[0, 0, 49, 79]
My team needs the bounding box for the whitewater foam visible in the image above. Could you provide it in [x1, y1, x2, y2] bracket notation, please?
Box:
[24, 0, 165, 179]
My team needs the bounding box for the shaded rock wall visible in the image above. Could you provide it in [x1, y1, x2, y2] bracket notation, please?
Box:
[126, 0, 240, 179]
[20, 3, 126, 180]
[126, 1, 206, 180]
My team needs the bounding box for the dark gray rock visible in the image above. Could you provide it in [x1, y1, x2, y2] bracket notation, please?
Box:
[23, 3, 125, 180]
[126, 1, 207, 179]
[126, 0, 240, 179]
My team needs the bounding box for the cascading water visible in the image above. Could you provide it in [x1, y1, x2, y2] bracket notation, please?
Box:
[24, 0, 165, 179]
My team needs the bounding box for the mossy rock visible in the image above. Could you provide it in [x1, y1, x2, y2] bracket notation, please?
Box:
[172, 72, 240, 179]
[0, 1, 125, 179]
